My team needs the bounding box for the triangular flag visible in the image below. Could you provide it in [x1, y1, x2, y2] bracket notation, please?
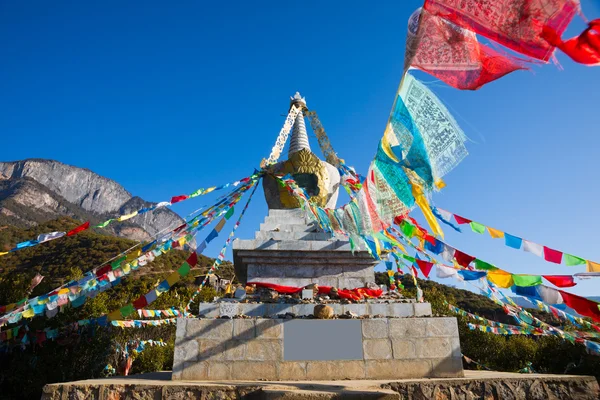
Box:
[416, 259, 434, 278]
[454, 250, 475, 268]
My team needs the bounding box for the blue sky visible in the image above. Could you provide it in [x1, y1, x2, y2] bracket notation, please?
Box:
[1, 1, 599, 296]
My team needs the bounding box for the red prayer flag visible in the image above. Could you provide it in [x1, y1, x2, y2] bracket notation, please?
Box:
[416, 260, 434, 278]
[543, 246, 563, 264]
[559, 290, 600, 322]
[423, 0, 579, 62]
[453, 215, 471, 225]
[405, 8, 525, 90]
[132, 296, 148, 309]
[542, 19, 600, 66]
[95, 265, 111, 277]
[67, 221, 90, 236]
[171, 240, 180, 249]
[170, 195, 188, 204]
[187, 252, 198, 267]
[543, 275, 576, 288]
[454, 250, 475, 267]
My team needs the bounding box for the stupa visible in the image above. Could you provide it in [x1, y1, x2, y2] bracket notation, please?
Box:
[172, 93, 464, 381]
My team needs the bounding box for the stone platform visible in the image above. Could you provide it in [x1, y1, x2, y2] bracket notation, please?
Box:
[42, 370, 600, 399]
[172, 317, 463, 381]
[233, 209, 379, 288]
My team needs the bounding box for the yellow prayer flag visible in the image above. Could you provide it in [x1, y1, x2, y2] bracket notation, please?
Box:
[487, 227, 505, 239]
[215, 218, 226, 232]
[58, 288, 69, 295]
[205, 187, 215, 194]
[118, 211, 138, 222]
[107, 309, 122, 321]
[122, 263, 131, 274]
[167, 272, 180, 286]
[487, 270, 514, 288]
[22, 308, 35, 319]
[587, 260, 600, 273]
[0, 252, 8, 257]
[178, 237, 186, 247]
[435, 179, 447, 190]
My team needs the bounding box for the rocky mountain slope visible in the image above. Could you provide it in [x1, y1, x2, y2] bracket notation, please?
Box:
[0, 159, 183, 241]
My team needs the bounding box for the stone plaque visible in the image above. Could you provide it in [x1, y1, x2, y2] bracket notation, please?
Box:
[283, 320, 363, 361]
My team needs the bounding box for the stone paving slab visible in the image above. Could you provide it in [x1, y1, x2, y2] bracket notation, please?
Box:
[42, 371, 600, 400]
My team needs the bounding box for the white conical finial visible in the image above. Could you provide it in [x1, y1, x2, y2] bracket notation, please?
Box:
[288, 92, 310, 156]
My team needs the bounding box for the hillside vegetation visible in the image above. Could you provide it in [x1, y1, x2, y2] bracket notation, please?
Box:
[0, 218, 598, 398]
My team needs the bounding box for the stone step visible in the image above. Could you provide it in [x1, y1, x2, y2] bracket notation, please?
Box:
[268, 209, 307, 218]
[260, 388, 400, 399]
[260, 221, 319, 232]
[255, 231, 332, 241]
[233, 239, 371, 253]
[262, 216, 313, 227]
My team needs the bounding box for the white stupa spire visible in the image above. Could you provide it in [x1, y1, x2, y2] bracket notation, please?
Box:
[288, 92, 310, 156]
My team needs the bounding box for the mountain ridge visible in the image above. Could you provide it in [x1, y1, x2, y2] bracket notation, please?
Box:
[0, 159, 183, 241]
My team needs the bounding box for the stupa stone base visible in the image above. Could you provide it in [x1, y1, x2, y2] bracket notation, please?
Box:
[233, 209, 379, 288]
[197, 300, 431, 318]
[172, 317, 463, 381]
[42, 371, 600, 400]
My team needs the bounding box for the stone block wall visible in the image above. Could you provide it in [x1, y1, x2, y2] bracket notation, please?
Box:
[173, 317, 463, 381]
[198, 301, 431, 318]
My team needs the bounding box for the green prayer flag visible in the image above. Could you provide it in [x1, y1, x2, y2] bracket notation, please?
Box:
[111, 256, 126, 269]
[474, 259, 498, 271]
[564, 253, 586, 266]
[119, 304, 135, 318]
[512, 274, 542, 287]
[189, 188, 204, 198]
[178, 262, 191, 277]
[470, 221, 486, 234]
[401, 254, 416, 263]
[225, 207, 235, 219]
[95, 219, 113, 228]
[401, 221, 415, 238]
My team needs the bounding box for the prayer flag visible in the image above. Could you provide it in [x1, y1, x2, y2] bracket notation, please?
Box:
[587, 261, 600, 273]
[186, 252, 198, 267]
[132, 296, 148, 309]
[95, 219, 113, 228]
[523, 241, 544, 258]
[205, 229, 218, 243]
[67, 221, 90, 236]
[458, 270, 486, 281]
[436, 265, 458, 279]
[118, 211, 138, 222]
[512, 274, 542, 287]
[504, 233, 522, 249]
[225, 207, 235, 219]
[166, 272, 180, 287]
[441, 244, 455, 262]
[470, 222, 486, 234]
[145, 289, 158, 304]
[171, 195, 188, 204]
[564, 254, 586, 266]
[487, 227, 504, 239]
[454, 215, 471, 225]
[423, 0, 579, 61]
[543, 247, 563, 264]
[406, 7, 524, 90]
[37, 231, 65, 243]
[215, 218, 226, 232]
[416, 259, 434, 278]
[178, 262, 191, 277]
[401, 221, 416, 238]
[537, 285, 564, 304]
[542, 19, 600, 66]
[543, 275, 576, 288]
[474, 259, 497, 271]
[119, 304, 135, 318]
[559, 290, 600, 322]
[454, 250, 475, 267]
[487, 270, 514, 288]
